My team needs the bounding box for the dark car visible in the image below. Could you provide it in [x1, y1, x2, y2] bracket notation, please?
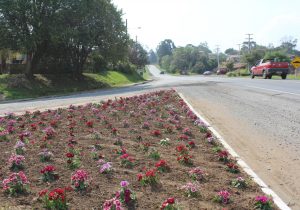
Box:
[217, 68, 228, 75]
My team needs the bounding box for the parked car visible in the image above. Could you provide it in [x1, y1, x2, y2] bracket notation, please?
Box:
[250, 59, 289, 79]
[203, 71, 212, 75]
[160, 71, 165, 74]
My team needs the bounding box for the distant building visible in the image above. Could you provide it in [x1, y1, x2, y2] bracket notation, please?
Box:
[0, 51, 27, 65]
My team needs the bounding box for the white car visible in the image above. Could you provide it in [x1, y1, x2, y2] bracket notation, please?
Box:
[203, 71, 212, 75]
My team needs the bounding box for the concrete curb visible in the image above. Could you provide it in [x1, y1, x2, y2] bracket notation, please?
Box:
[177, 91, 291, 210]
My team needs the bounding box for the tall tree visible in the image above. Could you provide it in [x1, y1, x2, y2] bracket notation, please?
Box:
[0, 0, 64, 77]
[148, 50, 157, 64]
[50, 0, 127, 76]
[225, 48, 238, 55]
[0, 0, 128, 77]
[128, 41, 148, 68]
[280, 36, 298, 55]
[156, 39, 176, 64]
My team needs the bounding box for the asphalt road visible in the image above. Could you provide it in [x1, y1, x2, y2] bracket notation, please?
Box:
[1, 65, 300, 209]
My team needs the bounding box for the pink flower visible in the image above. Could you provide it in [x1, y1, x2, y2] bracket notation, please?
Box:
[255, 195, 269, 203]
[8, 154, 25, 166]
[120, 180, 129, 188]
[217, 190, 230, 204]
[71, 170, 88, 182]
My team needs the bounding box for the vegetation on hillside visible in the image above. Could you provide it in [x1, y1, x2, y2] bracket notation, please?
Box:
[0, 0, 148, 78]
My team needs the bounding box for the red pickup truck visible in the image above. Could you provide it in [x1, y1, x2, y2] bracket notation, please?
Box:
[250, 59, 289, 79]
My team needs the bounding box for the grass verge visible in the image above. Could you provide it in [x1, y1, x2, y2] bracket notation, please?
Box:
[0, 70, 145, 101]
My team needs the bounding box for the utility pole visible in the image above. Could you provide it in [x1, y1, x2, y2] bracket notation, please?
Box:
[245, 34, 253, 71]
[245, 34, 253, 52]
[237, 44, 241, 62]
[216, 45, 220, 69]
[125, 19, 128, 36]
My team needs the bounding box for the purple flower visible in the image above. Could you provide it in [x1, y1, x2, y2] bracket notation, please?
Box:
[14, 141, 25, 149]
[7, 120, 16, 126]
[99, 162, 112, 173]
[120, 180, 129, 188]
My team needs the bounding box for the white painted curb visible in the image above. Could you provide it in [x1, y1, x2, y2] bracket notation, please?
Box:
[178, 92, 291, 210]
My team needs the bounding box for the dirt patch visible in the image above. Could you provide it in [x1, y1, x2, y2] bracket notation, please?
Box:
[0, 90, 278, 209]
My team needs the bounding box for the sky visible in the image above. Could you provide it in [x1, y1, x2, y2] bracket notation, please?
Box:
[112, 0, 300, 52]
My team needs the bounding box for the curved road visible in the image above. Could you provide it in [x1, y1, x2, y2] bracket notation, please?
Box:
[1, 65, 300, 209]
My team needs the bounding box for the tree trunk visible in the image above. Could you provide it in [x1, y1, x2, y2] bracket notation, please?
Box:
[0, 55, 6, 74]
[25, 53, 34, 79]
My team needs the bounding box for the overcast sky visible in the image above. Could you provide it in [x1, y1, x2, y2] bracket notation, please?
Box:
[112, 0, 300, 52]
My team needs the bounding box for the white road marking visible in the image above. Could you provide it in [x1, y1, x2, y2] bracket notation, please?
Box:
[245, 85, 300, 96]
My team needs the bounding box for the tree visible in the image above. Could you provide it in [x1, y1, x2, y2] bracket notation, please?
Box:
[0, 0, 64, 77]
[198, 42, 212, 54]
[264, 51, 290, 62]
[225, 48, 238, 55]
[162, 44, 217, 74]
[0, 0, 128, 77]
[148, 50, 157, 64]
[171, 47, 190, 73]
[280, 36, 297, 53]
[156, 39, 176, 64]
[226, 61, 234, 71]
[242, 49, 266, 66]
[52, 0, 127, 76]
[128, 41, 148, 68]
[160, 55, 172, 72]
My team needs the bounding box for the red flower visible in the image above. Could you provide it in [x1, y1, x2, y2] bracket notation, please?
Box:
[48, 188, 65, 201]
[227, 163, 238, 169]
[66, 153, 74, 158]
[176, 144, 188, 154]
[188, 141, 195, 147]
[145, 169, 156, 177]
[179, 134, 189, 141]
[120, 153, 129, 159]
[86, 121, 93, 128]
[167, 197, 175, 204]
[50, 120, 57, 127]
[155, 160, 167, 168]
[31, 124, 37, 130]
[137, 173, 143, 181]
[38, 189, 48, 197]
[206, 132, 212, 138]
[151, 130, 161, 136]
[218, 150, 229, 158]
[40, 165, 55, 174]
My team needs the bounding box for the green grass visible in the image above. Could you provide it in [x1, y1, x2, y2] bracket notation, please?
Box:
[271, 74, 300, 80]
[142, 67, 152, 80]
[0, 70, 145, 101]
[226, 69, 250, 77]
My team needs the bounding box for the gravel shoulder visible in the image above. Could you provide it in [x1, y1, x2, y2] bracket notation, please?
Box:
[177, 82, 300, 209]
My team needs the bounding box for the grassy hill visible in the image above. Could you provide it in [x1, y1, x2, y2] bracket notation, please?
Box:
[0, 70, 148, 101]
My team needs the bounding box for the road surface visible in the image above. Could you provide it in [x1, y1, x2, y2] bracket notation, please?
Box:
[1, 65, 299, 209]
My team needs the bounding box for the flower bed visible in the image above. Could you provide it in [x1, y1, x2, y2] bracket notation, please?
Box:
[0, 90, 278, 209]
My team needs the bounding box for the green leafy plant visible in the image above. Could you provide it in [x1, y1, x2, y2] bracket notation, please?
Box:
[149, 149, 160, 160]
